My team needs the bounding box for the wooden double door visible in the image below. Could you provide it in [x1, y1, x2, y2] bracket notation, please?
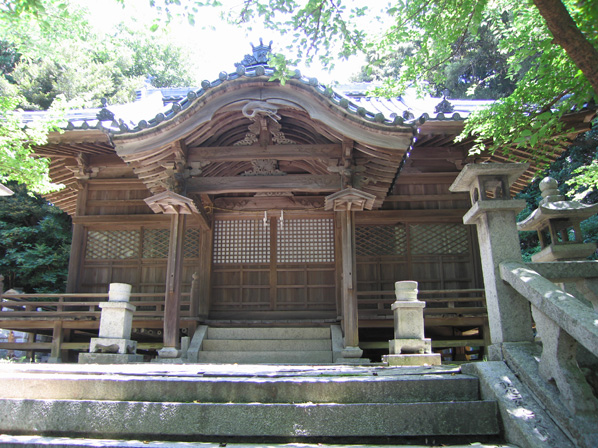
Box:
[210, 216, 338, 316]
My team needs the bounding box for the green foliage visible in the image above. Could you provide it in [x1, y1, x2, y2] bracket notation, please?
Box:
[352, 19, 518, 100]
[1, 4, 198, 111]
[0, 183, 71, 293]
[114, 24, 197, 89]
[0, 0, 197, 191]
[0, 95, 62, 193]
[568, 160, 598, 201]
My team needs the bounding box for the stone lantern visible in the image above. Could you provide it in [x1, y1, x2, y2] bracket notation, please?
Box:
[517, 177, 598, 262]
[450, 163, 535, 359]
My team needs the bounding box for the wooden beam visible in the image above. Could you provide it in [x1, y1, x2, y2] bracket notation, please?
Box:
[355, 209, 468, 224]
[87, 179, 148, 190]
[73, 215, 171, 225]
[385, 193, 469, 202]
[87, 200, 149, 207]
[188, 144, 341, 162]
[187, 174, 341, 194]
[394, 173, 459, 184]
[214, 196, 325, 211]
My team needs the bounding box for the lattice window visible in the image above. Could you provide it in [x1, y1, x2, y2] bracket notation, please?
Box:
[213, 220, 270, 263]
[278, 219, 334, 263]
[142, 229, 169, 258]
[85, 230, 140, 259]
[410, 224, 469, 255]
[184, 228, 200, 258]
[356, 224, 407, 256]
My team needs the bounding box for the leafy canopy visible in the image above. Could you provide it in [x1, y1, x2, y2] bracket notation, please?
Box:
[0, 0, 198, 192]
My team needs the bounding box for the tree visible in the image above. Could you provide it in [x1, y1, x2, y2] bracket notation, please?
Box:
[0, 182, 72, 293]
[0, 0, 197, 192]
[350, 26, 519, 100]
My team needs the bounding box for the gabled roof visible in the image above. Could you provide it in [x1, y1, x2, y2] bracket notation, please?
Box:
[22, 40, 596, 216]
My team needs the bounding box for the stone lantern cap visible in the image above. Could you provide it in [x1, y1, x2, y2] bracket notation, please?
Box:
[517, 177, 598, 232]
[450, 163, 529, 193]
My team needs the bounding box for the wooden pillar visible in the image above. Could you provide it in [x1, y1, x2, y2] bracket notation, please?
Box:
[26, 332, 36, 362]
[66, 183, 88, 292]
[197, 227, 213, 320]
[339, 209, 359, 347]
[326, 188, 376, 356]
[144, 190, 211, 358]
[163, 211, 186, 350]
[49, 321, 63, 363]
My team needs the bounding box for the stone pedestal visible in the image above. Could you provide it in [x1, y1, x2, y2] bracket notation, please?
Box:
[79, 283, 143, 364]
[383, 281, 441, 366]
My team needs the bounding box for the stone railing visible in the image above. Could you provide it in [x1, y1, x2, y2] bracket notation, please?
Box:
[450, 165, 598, 448]
[500, 260, 598, 415]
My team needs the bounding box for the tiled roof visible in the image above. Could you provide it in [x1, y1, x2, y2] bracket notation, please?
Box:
[21, 74, 491, 136]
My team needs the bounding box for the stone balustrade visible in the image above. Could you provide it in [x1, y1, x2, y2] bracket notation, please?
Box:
[451, 166, 598, 448]
[500, 260, 598, 415]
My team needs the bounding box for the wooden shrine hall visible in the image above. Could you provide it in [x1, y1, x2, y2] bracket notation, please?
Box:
[4, 40, 595, 363]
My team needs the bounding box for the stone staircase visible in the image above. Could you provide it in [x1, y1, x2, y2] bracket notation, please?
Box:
[0, 363, 503, 445]
[197, 326, 335, 364]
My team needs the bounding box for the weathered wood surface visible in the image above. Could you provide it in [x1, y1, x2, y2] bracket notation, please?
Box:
[187, 174, 341, 194]
[188, 144, 342, 162]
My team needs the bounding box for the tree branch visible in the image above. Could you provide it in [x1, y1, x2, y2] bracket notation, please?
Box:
[532, 0, 598, 96]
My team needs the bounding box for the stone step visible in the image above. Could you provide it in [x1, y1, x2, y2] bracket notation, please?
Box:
[0, 398, 500, 440]
[197, 350, 333, 364]
[202, 338, 332, 352]
[0, 371, 481, 403]
[0, 435, 522, 448]
[206, 327, 331, 340]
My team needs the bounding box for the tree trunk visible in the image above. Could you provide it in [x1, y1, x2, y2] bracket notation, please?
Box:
[532, 0, 598, 96]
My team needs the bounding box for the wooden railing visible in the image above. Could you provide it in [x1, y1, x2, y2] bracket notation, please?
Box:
[0, 292, 192, 320]
[357, 288, 487, 318]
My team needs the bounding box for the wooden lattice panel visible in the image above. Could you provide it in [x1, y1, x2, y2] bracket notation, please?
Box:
[410, 224, 469, 255]
[278, 218, 334, 263]
[213, 220, 270, 264]
[184, 228, 200, 258]
[142, 229, 169, 259]
[356, 224, 407, 256]
[85, 230, 141, 259]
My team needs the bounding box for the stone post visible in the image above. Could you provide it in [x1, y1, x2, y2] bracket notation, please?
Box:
[450, 163, 534, 360]
[79, 283, 143, 363]
[383, 281, 441, 366]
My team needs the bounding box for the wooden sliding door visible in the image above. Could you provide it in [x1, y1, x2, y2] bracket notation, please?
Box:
[211, 216, 336, 315]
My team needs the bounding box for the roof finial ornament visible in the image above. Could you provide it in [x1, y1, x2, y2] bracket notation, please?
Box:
[434, 89, 454, 114]
[96, 98, 115, 121]
[235, 38, 273, 68]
